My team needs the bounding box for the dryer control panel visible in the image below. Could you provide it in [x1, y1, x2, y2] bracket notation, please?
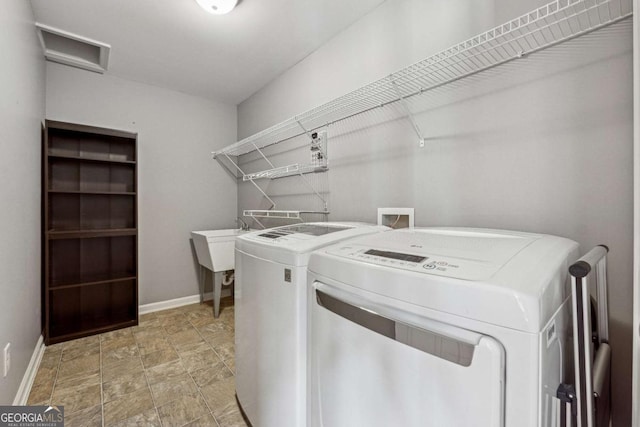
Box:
[327, 245, 502, 281]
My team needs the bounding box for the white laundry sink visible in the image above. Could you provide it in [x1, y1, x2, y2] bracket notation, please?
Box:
[191, 228, 245, 272]
[191, 228, 250, 318]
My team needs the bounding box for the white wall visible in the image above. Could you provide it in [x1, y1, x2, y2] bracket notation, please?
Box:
[0, 0, 45, 404]
[237, 0, 634, 425]
[632, 0, 639, 424]
[46, 63, 238, 305]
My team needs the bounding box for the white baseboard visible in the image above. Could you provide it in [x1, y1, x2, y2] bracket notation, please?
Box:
[13, 335, 45, 405]
[138, 289, 231, 315]
[139, 294, 202, 315]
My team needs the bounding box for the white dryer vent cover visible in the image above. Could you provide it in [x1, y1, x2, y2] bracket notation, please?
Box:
[35, 23, 110, 74]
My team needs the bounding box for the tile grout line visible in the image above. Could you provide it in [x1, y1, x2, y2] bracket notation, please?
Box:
[47, 347, 63, 405]
[170, 311, 207, 423]
[102, 332, 140, 425]
[153, 304, 230, 425]
[104, 326, 161, 426]
[163, 307, 221, 426]
[156, 311, 190, 422]
[186, 309, 224, 427]
[100, 338, 105, 427]
[137, 335, 162, 427]
[165, 315, 193, 425]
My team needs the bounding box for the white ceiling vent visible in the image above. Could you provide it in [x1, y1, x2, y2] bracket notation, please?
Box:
[36, 23, 110, 73]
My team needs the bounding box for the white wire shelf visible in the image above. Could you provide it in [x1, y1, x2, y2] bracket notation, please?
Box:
[212, 0, 631, 158]
[242, 163, 328, 181]
[243, 210, 330, 220]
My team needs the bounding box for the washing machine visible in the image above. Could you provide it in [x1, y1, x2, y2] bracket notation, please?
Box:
[234, 222, 389, 427]
[307, 227, 579, 427]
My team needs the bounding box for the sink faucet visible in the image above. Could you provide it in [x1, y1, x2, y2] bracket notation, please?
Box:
[236, 217, 250, 231]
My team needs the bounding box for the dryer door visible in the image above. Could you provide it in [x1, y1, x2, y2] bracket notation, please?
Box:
[310, 281, 505, 427]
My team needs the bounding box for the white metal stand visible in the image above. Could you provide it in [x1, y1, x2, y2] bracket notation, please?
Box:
[198, 266, 233, 318]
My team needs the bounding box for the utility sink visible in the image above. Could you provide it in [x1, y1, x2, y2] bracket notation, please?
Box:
[192, 228, 246, 272]
[191, 228, 249, 318]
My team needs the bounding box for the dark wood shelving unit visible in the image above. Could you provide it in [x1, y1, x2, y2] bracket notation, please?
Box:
[43, 120, 138, 344]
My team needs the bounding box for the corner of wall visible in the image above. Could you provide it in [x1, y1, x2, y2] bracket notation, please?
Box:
[0, 0, 46, 405]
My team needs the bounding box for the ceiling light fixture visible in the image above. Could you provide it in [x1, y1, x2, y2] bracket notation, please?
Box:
[195, 0, 238, 15]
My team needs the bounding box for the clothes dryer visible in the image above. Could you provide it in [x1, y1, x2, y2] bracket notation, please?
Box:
[307, 227, 579, 427]
[235, 222, 388, 427]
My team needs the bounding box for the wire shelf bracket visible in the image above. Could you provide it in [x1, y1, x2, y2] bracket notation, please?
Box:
[390, 76, 426, 147]
[221, 152, 275, 210]
[213, 132, 330, 227]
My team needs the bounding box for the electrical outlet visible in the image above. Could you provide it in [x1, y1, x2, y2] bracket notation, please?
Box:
[3, 343, 10, 377]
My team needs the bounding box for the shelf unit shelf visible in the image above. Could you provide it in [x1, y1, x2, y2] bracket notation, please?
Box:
[50, 276, 138, 291]
[48, 154, 136, 165]
[43, 120, 138, 344]
[212, 0, 632, 158]
[48, 228, 138, 239]
[48, 190, 136, 196]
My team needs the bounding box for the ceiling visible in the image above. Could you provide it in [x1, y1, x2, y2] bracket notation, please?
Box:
[29, 0, 387, 105]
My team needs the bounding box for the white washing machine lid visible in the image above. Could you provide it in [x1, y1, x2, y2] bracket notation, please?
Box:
[236, 222, 389, 266]
[255, 223, 352, 239]
[308, 227, 579, 332]
[338, 227, 541, 281]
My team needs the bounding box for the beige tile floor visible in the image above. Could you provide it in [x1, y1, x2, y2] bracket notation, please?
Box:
[27, 298, 249, 427]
